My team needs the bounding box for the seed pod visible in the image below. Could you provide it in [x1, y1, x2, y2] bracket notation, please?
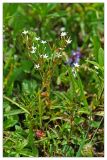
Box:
[41, 92, 49, 97]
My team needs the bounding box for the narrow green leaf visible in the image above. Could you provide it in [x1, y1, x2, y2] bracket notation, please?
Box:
[98, 48, 104, 66]
[4, 109, 25, 117]
[78, 108, 90, 115]
[3, 95, 30, 114]
[92, 35, 100, 62]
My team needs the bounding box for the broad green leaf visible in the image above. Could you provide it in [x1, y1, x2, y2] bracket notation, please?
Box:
[74, 117, 85, 124]
[90, 121, 101, 128]
[4, 117, 18, 129]
[21, 60, 33, 73]
[22, 80, 37, 94]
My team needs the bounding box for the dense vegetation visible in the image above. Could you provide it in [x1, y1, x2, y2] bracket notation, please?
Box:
[3, 3, 104, 157]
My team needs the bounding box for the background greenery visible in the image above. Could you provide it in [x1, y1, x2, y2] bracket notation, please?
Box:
[3, 3, 104, 157]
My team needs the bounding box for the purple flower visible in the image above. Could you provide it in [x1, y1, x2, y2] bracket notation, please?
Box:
[65, 48, 82, 67]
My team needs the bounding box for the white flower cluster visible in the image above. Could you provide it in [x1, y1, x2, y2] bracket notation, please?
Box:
[22, 29, 72, 70]
[60, 31, 72, 44]
[30, 37, 47, 55]
[35, 36, 47, 44]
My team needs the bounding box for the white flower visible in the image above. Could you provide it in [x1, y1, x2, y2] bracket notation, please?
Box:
[59, 48, 64, 51]
[31, 45, 36, 54]
[32, 46, 36, 51]
[22, 30, 28, 35]
[43, 54, 48, 59]
[56, 53, 62, 58]
[60, 27, 65, 32]
[74, 63, 80, 68]
[41, 40, 47, 44]
[66, 38, 72, 44]
[31, 50, 35, 54]
[60, 32, 67, 37]
[94, 66, 98, 70]
[34, 64, 40, 69]
[35, 37, 40, 41]
[40, 54, 48, 59]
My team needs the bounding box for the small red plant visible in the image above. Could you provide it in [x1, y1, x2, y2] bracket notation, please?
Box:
[36, 130, 45, 138]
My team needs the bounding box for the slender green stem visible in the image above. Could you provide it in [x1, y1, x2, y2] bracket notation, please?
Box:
[3, 95, 30, 114]
[38, 91, 42, 128]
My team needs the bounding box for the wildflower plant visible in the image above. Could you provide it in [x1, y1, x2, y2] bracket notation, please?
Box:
[19, 29, 75, 136]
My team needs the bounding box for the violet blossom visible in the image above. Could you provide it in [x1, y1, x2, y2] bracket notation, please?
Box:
[65, 48, 82, 67]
